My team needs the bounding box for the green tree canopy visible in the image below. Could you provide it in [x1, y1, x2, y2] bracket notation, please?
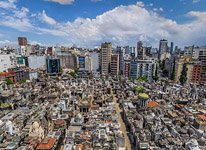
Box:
[137, 86, 145, 93]
[69, 71, 76, 77]
[5, 78, 13, 85]
[137, 76, 148, 82]
[179, 63, 188, 85]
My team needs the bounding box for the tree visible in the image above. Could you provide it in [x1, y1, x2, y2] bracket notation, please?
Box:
[69, 71, 76, 78]
[129, 77, 134, 82]
[19, 78, 28, 84]
[162, 69, 169, 77]
[5, 78, 13, 85]
[60, 67, 63, 74]
[137, 86, 145, 93]
[159, 60, 165, 70]
[153, 65, 159, 81]
[179, 63, 188, 85]
[137, 76, 148, 82]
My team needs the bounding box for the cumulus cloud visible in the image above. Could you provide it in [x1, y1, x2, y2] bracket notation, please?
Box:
[0, 1, 206, 47]
[45, 0, 74, 5]
[0, 16, 33, 31]
[0, 40, 17, 47]
[39, 10, 56, 25]
[0, 4, 33, 31]
[136, 1, 144, 7]
[0, 0, 16, 9]
[37, 4, 206, 47]
[14, 7, 29, 19]
[91, 0, 103, 2]
[192, 0, 200, 3]
[159, 8, 164, 12]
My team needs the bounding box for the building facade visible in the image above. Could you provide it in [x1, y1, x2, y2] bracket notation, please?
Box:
[46, 58, 61, 75]
[197, 47, 206, 82]
[158, 39, 168, 60]
[27, 56, 46, 70]
[0, 54, 17, 72]
[100, 42, 112, 75]
[110, 54, 119, 76]
[55, 49, 77, 70]
[130, 59, 156, 81]
[18, 37, 27, 46]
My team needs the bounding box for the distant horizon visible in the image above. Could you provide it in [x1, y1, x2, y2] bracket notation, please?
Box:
[1, 37, 206, 50]
[0, 0, 206, 48]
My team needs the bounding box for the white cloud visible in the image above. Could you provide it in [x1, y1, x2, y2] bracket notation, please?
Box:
[149, 3, 153, 7]
[0, 40, 17, 47]
[153, 8, 158, 12]
[91, 0, 102, 2]
[1, 1, 206, 48]
[192, 0, 200, 3]
[136, 1, 144, 7]
[0, 16, 33, 31]
[0, 1, 33, 32]
[39, 10, 56, 25]
[14, 7, 29, 19]
[159, 8, 164, 12]
[0, 0, 16, 9]
[45, 0, 74, 5]
[38, 4, 206, 47]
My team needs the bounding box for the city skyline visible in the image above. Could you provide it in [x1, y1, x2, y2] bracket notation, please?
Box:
[0, 0, 206, 48]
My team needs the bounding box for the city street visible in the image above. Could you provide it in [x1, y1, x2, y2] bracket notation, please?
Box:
[112, 90, 132, 150]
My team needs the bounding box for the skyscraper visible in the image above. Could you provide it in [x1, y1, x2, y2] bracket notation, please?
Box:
[196, 47, 206, 82]
[158, 39, 168, 60]
[18, 37, 27, 46]
[170, 42, 174, 54]
[130, 59, 156, 81]
[46, 57, 61, 75]
[137, 41, 144, 60]
[117, 46, 125, 75]
[100, 42, 112, 75]
[110, 54, 119, 76]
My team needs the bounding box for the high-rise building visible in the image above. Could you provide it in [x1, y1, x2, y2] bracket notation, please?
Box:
[124, 46, 130, 55]
[158, 39, 168, 60]
[130, 47, 136, 57]
[90, 51, 99, 73]
[196, 47, 206, 82]
[170, 42, 174, 54]
[27, 56, 46, 69]
[110, 54, 119, 76]
[192, 62, 202, 83]
[184, 46, 194, 58]
[18, 37, 27, 46]
[175, 58, 197, 82]
[117, 46, 125, 75]
[0, 54, 17, 72]
[46, 47, 53, 56]
[46, 57, 61, 75]
[123, 60, 130, 78]
[137, 41, 144, 60]
[55, 49, 77, 69]
[100, 42, 112, 75]
[130, 59, 156, 81]
[78, 55, 91, 72]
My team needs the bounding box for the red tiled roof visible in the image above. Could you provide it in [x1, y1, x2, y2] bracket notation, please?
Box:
[8, 70, 15, 74]
[36, 138, 56, 150]
[76, 144, 83, 150]
[198, 114, 206, 120]
[148, 101, 158, 108]
[0, 72, 8, 76]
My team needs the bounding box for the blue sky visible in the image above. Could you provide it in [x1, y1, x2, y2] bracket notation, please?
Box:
[0, 0, 206, 48]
